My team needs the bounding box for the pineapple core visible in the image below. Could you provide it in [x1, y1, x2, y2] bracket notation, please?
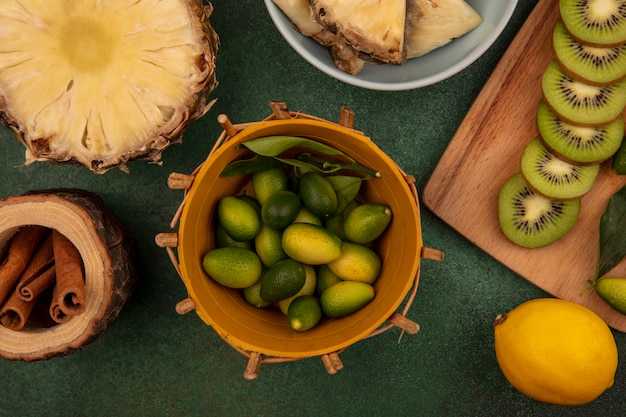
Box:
[59, 19, 115, 73]
[0, 0, 218, 173]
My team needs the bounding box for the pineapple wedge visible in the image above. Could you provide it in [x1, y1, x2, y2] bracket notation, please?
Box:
[0, 0, 218, 174]
[311, 0, 407, 65]
[405, 0, 483, 59]
[272, 0, 365, 74]
[273, 0, 324, 37]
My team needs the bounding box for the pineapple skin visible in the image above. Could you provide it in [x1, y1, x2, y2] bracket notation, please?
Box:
[0, 0, 219, 174]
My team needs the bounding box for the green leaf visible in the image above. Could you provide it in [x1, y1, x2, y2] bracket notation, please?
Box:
[596, 186, 626, 279]
[240, 135, 355, 162]
[220, 135, 379, 185]
[275, 157, 326, 174]
[325, 175, 362, 213]
[296, 152, 379, 178]
[219, 155, 285, 177]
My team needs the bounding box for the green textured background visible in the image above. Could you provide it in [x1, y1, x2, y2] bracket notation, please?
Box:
[1, 1, 624, 416]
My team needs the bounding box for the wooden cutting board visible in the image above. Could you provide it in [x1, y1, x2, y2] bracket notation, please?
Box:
[422, 0, 626, 331]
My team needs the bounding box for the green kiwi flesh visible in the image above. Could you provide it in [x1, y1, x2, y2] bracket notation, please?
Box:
[559, 0, 626, 46]
[537, 99, 624, 163]
[498, 173, 581, 248]
[542, 60, 626, 126]
[553, 19, 626, 85]
[520, 137, 600, 199]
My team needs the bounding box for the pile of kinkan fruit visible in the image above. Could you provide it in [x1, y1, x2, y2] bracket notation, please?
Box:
[201, 144, 393, 332]
[498, 0, 626, 249]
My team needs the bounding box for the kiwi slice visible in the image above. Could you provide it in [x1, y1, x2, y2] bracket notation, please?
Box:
[520, 137, 599, 199]
[537, 100, 624, 163]
[498, 173, 581, 248]
[553, 20, 626, 85]
[559, 0, 626, 46]
[542, 60, 626, 126]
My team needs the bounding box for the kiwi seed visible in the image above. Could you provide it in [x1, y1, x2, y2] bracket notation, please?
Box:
[520, 137, 599, 199]
[541, 59, 626, 126]
[559, 0, 626, 47]
[553, 19, 626, 85]
[498, 173, 581, 248]
[537, 100, 624, 163]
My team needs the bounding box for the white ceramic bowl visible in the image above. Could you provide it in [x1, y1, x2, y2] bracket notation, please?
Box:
[264, 0, 519, 91]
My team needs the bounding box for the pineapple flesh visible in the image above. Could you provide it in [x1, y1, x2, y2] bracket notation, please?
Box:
[272, 0, 324, 37]
[311, 0, 408, 65]
[405, 0, 483, 59]
[0, 0, 218, 173]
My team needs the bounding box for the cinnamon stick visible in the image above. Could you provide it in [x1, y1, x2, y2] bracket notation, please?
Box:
[15, 232, 55, 302]
[49, 293, 70, 324]
[50, 230, 86, 323]
[17, 265, 56, 302]
[0, 290, 37, 331]
[0, 225, 47, 304]
[0, 231, 55, 330]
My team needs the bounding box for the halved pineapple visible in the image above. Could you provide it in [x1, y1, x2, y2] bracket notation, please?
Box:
[0, 0, 218, 174]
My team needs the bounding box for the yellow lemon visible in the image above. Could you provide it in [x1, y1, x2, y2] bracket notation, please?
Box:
[493, 298, 618, 405]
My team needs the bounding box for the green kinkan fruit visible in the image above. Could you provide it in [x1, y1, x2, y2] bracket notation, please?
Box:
[299, 171, 338, 218]
[259, 258, 306, 303]
[217, 196, 261, 242]
[202, 247, 262, 289]
[343, 203, 392, 244]
[287, 295, 323, 332]
[282, 222, 342, 265]
[596, 277, 626, 315]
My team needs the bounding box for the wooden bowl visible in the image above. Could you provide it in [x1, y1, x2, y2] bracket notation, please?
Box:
[0, 189, 136, 360]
